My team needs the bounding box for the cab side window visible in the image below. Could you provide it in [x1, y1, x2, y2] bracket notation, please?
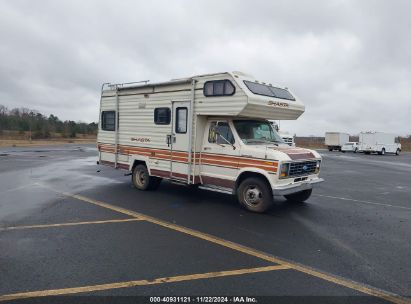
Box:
[208, 121, 235, 145]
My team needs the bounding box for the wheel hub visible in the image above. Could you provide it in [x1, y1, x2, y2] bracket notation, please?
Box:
[244, 186, 262, 205]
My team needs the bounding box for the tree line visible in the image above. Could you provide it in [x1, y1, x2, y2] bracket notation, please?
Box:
[0, 104, 97, 139]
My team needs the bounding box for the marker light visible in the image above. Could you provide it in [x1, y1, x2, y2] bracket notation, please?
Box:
[280, 163, 290, 178]
[315, 160, 321, 174]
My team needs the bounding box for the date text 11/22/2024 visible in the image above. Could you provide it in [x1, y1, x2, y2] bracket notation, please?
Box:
[150, 296, 257, 303]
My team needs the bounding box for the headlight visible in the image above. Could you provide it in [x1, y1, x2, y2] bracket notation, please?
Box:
[315, 160, 321, 173]
[280, 163, 290, 178]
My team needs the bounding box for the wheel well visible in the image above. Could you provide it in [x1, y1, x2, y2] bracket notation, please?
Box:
[131, 160, 147, 171]
[235, 172, 272, 192]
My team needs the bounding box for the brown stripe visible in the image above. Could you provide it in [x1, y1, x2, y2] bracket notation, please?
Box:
[100, 160, 128, 170]
[98, 144, 278, 172]
[201, 176, 235, 189]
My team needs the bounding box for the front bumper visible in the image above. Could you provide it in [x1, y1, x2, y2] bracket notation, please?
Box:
[272, 177, 324, 196]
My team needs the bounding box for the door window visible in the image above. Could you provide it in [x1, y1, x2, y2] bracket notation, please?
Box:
[175, 107, 187, 134]
[208, 121, 235, 144]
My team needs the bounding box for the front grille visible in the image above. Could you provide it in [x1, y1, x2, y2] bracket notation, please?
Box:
[289, 161, 317, 177]
[282, 137, 293, 146]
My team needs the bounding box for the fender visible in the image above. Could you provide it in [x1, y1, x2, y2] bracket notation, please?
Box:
[235, 167, 276, 189]
[129, 155, 151, 174]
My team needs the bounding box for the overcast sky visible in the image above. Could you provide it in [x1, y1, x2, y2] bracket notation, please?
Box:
[0, 0, 410, 136]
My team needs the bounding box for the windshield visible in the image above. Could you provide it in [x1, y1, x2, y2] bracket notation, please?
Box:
[233, 120, 284, 145]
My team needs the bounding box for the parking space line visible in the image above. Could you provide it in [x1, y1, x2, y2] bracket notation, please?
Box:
[0, 218, 142, 231]
[43, 187, 409, 304]
[0, 265, 289, 301]
[314, 194, 411, 210]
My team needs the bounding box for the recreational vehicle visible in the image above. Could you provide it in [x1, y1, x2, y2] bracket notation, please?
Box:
[97, 72, 323, 213]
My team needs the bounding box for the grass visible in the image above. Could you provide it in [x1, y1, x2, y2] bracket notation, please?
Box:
[0, 138, 97, 147]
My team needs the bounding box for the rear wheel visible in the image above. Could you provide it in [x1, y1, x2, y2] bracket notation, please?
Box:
[237, 177, 273, 213]
[354, 148, 358, 153]
[378, 148, 385, 155]
[284, 189, 312, 203]
[132, 164, 161, 191]
[328, 147, 333, 152]
[396, 149, 400, 155]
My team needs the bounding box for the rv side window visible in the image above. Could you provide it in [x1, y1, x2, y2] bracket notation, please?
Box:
[208, 121, 235, 145]
[175, 107, 187, 134]
[154, 108, 171, 125]
[203, 80, 235, 97]
[101, 111, 116, 131]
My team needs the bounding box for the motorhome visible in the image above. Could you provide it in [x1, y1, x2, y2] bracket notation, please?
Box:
[358, 132, 401, 155]
[97, 72, 323, 213]
[325, 132, 349, 151]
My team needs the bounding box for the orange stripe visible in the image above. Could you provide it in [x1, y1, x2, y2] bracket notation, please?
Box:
[199, 153, 278, 167]
[98, 143, 278, 172]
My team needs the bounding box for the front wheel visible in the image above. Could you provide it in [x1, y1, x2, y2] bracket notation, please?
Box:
[395, 149, 400, 155]
[237, 177, 273, 213]
[354, 148, 358, 153]
[378, 148, 385, 155]
[132, 164, 162, 191]
[284, 189, 312, 203]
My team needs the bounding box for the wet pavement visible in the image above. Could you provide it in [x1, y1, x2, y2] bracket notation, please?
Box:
[0, 145, 410, 303]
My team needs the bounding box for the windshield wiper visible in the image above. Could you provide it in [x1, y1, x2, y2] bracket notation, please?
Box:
[246, 139, 280, 145]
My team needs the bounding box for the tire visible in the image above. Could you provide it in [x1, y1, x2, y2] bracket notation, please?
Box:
[364, 151, 371, 155]
[396, 149, 400, 156]
[328, 148, 332, 152]
[354, 148, 358, 153]
[342, 151, 345, 153]
[237, 177, 273, 213]
[378, 148, 385, 155]
[284, 189, 312, 203]
[132, 164, 161, 191]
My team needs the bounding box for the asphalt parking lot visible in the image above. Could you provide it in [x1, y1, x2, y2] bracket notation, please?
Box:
[0, 145, 410, 303]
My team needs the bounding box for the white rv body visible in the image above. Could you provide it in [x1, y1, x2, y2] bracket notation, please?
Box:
[97, 72, 323, 212]
[325, 132, 349, 151]
[358, 132, 401, 155]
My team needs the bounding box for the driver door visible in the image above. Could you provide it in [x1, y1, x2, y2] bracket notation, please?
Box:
[200, 120, 240, 188]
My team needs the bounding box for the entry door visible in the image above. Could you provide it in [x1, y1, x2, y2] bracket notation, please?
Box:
[170, 101, 191, 180]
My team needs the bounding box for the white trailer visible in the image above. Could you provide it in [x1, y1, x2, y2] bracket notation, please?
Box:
[325, 132, 349, 151]
[97, 71, 323, 213]
[358, 132, 401, 155]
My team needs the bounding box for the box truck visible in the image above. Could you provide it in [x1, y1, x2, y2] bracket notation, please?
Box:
[325, 132, 349, 151]
[358, 132, 401, 155]
[97, 72, 323, 213]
